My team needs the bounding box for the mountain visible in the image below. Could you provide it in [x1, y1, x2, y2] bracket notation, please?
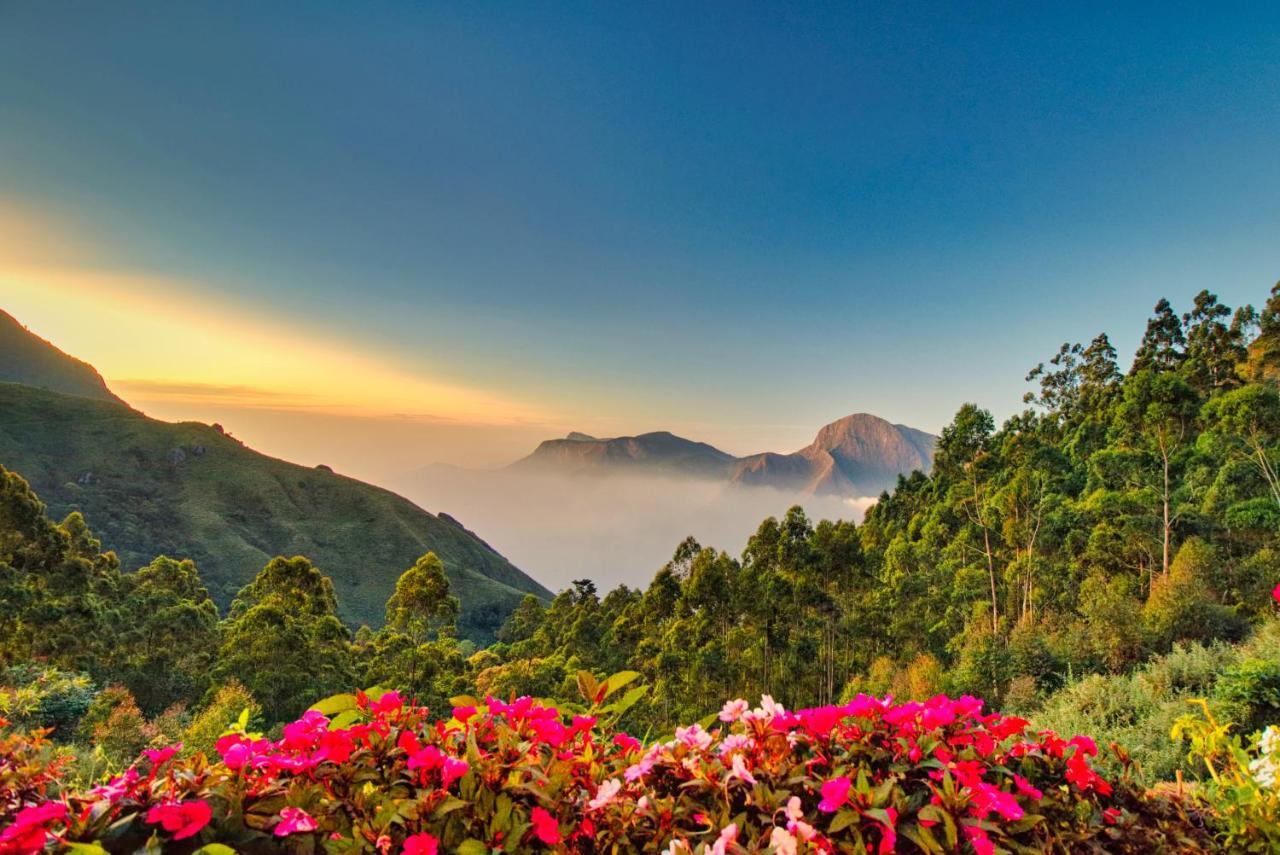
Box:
[512, 414, 936, 497]
[0, 310, 125, 404]
[0, 315, 549, 642]
[511, 430, 739, 479]
[731, 414, 936, 496]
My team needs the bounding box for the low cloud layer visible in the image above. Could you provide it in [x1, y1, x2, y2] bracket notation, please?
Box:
[389, 467, 874, 594]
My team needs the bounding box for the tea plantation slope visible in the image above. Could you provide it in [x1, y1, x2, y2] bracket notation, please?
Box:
[0, 383, 549, 642]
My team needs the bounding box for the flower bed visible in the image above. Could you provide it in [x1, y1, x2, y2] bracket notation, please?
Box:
[1, 690, 1210, 853]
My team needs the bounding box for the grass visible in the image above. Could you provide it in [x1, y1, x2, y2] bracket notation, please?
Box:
[0, 383, 550, 643]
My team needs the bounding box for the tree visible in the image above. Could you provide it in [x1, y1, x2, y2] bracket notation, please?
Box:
[212, 557, 354, 722]
[1130, 298, 1185, 374]
[115, 556, 219, 715]
[1115, 370, 1200, 576]
[937, 405, 1001, 633]
[1202, 384, 1280, 507]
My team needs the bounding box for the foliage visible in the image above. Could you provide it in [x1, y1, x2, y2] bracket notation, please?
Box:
[0, 383, 548, 642]
[1032, 618, 1280, 785]
[0, 666, 94, 736]
[0, 685, 1212, 854]
[1173, 702, 1280, 852]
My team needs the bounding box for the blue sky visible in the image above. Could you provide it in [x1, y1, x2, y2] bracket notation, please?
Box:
[2, 2, 1279, 461]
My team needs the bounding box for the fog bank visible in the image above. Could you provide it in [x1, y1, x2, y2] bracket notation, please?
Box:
[389, 467, 874, 593]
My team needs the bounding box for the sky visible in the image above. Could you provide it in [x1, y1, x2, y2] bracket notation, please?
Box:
[2, 2, 1280, 478]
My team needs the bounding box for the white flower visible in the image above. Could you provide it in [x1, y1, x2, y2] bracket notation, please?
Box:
[769, 827, 798, 855]
[588, 777, 622, 811]
[719, 699, 749, 722]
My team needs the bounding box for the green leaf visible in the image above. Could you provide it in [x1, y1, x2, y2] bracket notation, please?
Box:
[329, 709, 362, 730]
[450, 694, 480, 708]
[606, 685, 648, 716]
[600, 670, 641, 700]
[455, 840, 488, 855]
[828, 807, 858, 834]
[308, 693, 357, 715]
[194, 846, 239, 855]
[67, 845, 109, 855]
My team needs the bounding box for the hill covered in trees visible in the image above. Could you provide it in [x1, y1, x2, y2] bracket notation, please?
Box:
[0, 384, 548, 641]
[0, 312, 549, 641]
[475, 283, 1280, 729]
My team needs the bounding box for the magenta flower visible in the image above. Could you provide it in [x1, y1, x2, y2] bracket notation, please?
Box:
[818, 775, 852, 812]
[274, 806, 318, 837]
[403, 832, 439, 855]
[441, 756, 470, 788]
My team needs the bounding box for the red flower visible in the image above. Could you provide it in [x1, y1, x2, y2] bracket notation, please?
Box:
[403, 832, 439, 855]
[0, 802, 67, 854]
[530, 806, 562, 845]
[145, 800, 212, 840]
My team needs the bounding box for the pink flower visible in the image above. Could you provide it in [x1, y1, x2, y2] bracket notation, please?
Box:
[729, 751, 756, 786]
[964, 824, 995, 855]
[719, 699, 749, 722]
[0, 802, 67, 852]
[588, 777, 622, 811]
[709, 823, 739, 855]
[441, 756, 470, 788]
[818, 775, 852, 812]
[530, 806, 561, 845]
[143, 744, 180, 767]
[403, 832, 439, 855]
[145, 800, 212, 840]
[676, 723, 713, 751]
[1273, 582, 1280, 605]
[274, 806, 318, 837]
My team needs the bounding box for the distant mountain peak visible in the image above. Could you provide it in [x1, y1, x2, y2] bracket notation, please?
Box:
[0, 309, 125, 404]
[513, 413, 936, 498]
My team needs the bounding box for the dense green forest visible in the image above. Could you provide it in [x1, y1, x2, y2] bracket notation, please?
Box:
[3, 283, 1280, 784]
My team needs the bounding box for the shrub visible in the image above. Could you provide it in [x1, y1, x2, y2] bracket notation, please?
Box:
[0, 666, 94, 737]
[183, 680, 262, 757]
[1173, 701, 1280, 851]
[0, 685, 1211, 853]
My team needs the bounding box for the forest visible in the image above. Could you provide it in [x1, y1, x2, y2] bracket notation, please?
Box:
[4, 283, 1280, 852]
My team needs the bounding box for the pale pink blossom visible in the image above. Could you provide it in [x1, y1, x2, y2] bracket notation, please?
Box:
[719, 699, 750, 722]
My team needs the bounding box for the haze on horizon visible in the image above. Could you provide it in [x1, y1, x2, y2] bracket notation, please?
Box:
[3, 3, 1280, 481]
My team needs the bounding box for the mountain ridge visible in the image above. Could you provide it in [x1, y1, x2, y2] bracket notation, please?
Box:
[0, 311, 549, 642]
[0, 310, 126, 405]
[513, 414, 936, 497]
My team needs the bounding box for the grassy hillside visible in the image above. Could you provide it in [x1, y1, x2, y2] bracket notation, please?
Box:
[0, 383, 549, 642]
[0, 310, 125, 404]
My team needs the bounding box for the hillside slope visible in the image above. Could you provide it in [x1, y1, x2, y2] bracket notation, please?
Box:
[0, 310, 125, 404]
[0, 383, 549, 642]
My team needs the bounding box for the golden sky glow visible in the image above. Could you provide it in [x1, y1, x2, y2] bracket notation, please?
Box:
[1, 266, 548, 425]
[0, 198, 543, 430]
